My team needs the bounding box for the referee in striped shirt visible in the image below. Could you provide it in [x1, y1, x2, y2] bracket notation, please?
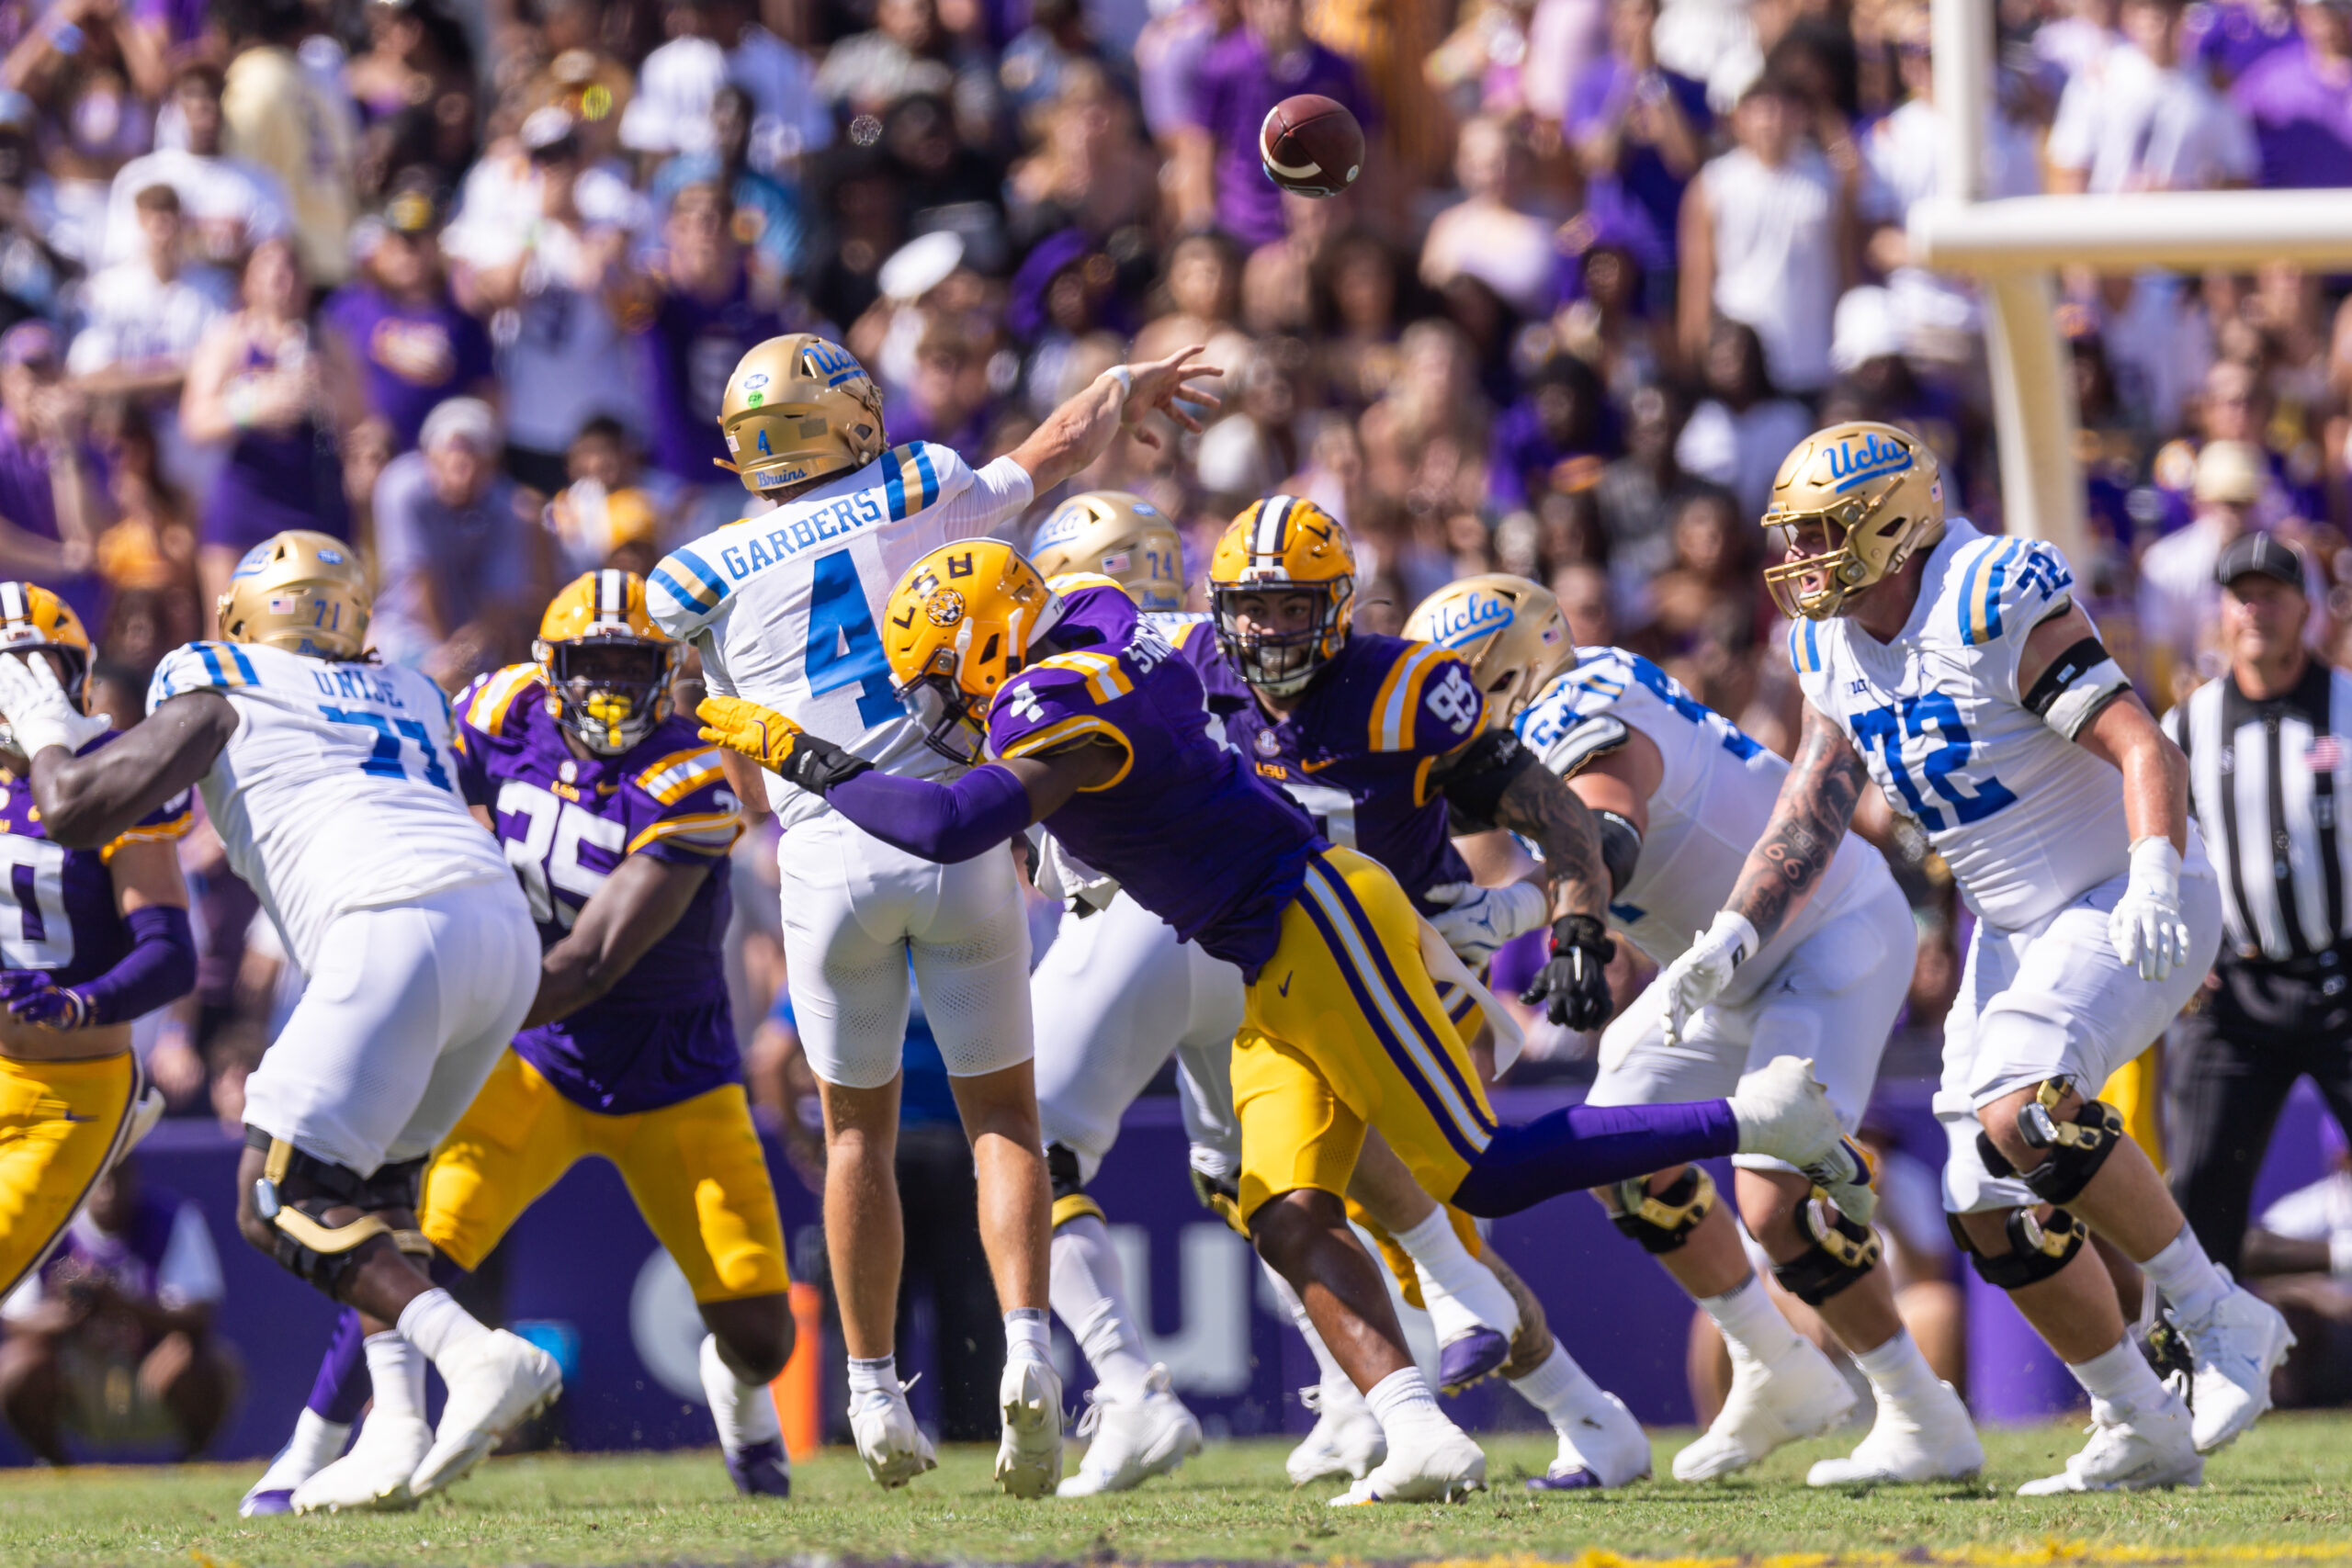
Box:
[2163, 531, 2352, 1275]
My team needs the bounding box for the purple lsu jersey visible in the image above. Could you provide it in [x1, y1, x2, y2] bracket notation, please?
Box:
[0, 733, 191, 988]
[455, 665, 745, 1115]
[1177, 625, 1485, 911]
[987, 583, 1321, 978]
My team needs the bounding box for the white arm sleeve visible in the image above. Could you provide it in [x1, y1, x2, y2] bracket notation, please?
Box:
[932, 456, 1037, 543]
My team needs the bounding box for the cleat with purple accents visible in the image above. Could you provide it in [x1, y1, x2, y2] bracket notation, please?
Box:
[725, 1438, 793, 1498]
[1438, 1326, 1510, 1393]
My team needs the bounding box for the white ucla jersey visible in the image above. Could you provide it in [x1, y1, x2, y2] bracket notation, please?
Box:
[147, 641, 510, 971]
[1516, 647, 1895, 1000]
[1791, 516, 2161, 929]
[646, 441, 1034, 827]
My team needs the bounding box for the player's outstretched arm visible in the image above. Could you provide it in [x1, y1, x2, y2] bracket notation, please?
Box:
[524, 852, 718, 1030]
[20, 691, 238, 852]
[1721, 697, 1870, 947]
[1004, 344, 1223, 493]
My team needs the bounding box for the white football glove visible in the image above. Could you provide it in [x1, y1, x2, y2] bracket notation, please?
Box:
[1657, 909, 1758, 1047]
[2109, 836, 2194, 982]
[0, 651, 107, 761]
[1423, 880, 1549, 967]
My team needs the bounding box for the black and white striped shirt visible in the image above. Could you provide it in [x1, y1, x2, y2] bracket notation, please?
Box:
[2165, 660, 2352, 964]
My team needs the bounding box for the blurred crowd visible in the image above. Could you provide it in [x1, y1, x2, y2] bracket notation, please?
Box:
[0, 0, 2330, 1116]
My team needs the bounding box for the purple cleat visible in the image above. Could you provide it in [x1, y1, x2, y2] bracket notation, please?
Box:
[1437, 1326, 1510, 1392]
[725, 1438, 793, 1499]
[1525, 1467, 1609, 1492]
[239, 1488, 295, 1517]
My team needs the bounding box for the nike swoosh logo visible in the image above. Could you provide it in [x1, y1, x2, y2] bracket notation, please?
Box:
[1278, 973, 1293, 996]
[1298, 757, 1342, 773]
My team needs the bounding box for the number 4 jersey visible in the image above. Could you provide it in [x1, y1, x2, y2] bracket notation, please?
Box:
[0, 733, 190, 983]
[147, 641, 513, 970]
[1790, 517, 2153, 930]
[454, 665, 744, 1112]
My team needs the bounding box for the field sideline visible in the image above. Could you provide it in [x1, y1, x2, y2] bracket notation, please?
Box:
[6, 1416, 2352, 1568]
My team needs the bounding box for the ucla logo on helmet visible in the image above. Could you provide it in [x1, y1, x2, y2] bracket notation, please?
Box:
[1826, 430, 1912, 490]
[1427, 590, 1514, 646]
[925, 588, 967, 627]
[1035, 505, 1087, 548]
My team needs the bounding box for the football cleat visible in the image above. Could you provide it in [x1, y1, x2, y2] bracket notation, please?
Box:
[1805, 1380, 1984, 1486]
[849, 1381, 937, 1488]
[1524, 1391, 1652, 1492]
[408, 1330, 562, 1499]
[1672, 1337, 1857, 1483]
[1288, 1381, 1386, 1484]
[994, 1356, 1065, 1499]
[2177, 1275, 2295, 1453]
[1329, 1416, 1486, 1505]
[1419, 1252, 1521, 1392]
[724, 1437, 793, 1498]
[2016, 1393, 2201, 1494]
[1057, 1364, 1204, 1496]
[292, 1414, 433, 1514]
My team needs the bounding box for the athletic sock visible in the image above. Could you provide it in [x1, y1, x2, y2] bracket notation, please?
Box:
[363, 1331, 427, 1425]
[1508, 1343, 1610, 1433]
[1004, 1306, 1051, 1364]
[1697, 1272, 1803, 1364]
[1364, 1367, 1443, 1433]
[396, 1288, 492, 1365]
[1395, 1206, 1519, 1336]
[2068, 1336, 2168, 1411]
[308, 1306, 372, 1424]
[848, 1355, 900, 1403]
[253, 1407, 351, 1491]
[2140, 1224, 2231, 1325]
[1851, 1326, 1943, 1410]
[699, 1334, 782, 1461]
[1049, 1215, 1152, 1403]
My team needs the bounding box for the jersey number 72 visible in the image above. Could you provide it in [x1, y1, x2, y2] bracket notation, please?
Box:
[1849, 694, 2017, 832]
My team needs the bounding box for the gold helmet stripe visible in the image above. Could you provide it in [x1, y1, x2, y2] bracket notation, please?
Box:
[0, 582, 25, 623]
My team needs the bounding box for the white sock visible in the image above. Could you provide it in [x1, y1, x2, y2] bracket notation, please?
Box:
[363, 1330, 426, 1424]
[254, 1407, 349, 1489]
[1698, 1273, 1802, 1363]
[1396, 1208, 1520, 1337]
[1004, 1306, 1051, 1363]
[1364, 1367, 1442, 1432]
[396, 1288, 491, 1366]
[847, 1354, 899, 1402]
[2069, 1336, 2168, 1411]
[699, 1334, 781, 1460]
[1851, 1326, 1943, 1410]
[2140, 1224, 2231, 1325]
[1264, 1259, 1351, 1393]
[1049, 1216, 1152, 1403]
[1509, 1344, 1609, 1432]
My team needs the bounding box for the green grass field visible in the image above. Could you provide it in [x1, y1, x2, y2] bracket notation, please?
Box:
[7, 1416, 2352, 1568]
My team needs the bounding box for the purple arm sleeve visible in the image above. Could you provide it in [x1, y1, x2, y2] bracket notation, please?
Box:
[75, 903, 198, 1027]
[1449, 1100, 1739, 1218]
[823, 763, 1035, 864]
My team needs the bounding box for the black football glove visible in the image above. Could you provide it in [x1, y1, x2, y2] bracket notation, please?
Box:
[1520, 912, 1615, 1031]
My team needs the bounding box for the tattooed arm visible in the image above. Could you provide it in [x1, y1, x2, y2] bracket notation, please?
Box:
[1487, 755, 1611, 922]
[1722, 697, 1872, 949]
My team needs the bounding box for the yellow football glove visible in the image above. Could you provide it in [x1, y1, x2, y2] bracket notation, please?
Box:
[696, 696, 869, 794]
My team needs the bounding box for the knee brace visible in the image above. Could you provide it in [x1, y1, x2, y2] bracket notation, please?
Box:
[1772, 1198, 1883, 1306]
[1947, 1205, 2086, 1291]
[243, 1132, 402, 1292]
[1976, 1080, 2123, 1205]
[1607, 1165, 1716, 1255]
[1046, 1143, 1103, 1230]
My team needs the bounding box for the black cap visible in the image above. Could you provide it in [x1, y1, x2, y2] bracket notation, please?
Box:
[2216, 531, 2305, 593]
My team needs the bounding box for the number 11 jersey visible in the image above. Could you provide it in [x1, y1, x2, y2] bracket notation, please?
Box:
[1789, 517, 2132, 930]
[147, 640, 512, 970]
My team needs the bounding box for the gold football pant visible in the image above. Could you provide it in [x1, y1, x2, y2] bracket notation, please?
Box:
[0, 1053, 141, 1297]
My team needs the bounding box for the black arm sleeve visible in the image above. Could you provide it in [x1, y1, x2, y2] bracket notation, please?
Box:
[1430, 728, 1541, 831]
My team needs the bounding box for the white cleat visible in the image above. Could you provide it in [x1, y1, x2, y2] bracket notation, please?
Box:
[1673, 1339, 1857, 1483]
[408, 1330, 562, 1499]
[2017, 1393, 2201, 1494]
[291, 1415, 433, 1514]
[1057, 1365, 1204, 1496]
[1806, 1381, 1984, 1485]
[849, 1381, 937, 1488]
[1329, 1416, 1486, 1505]
[241, 1418, 351, 1517]
[1287, 1382, 1386, 1484]
[2178, 1276, 2295, 1454]
[995, 1356, 1065, 1499]
[1524, 1392, 1653, 1492]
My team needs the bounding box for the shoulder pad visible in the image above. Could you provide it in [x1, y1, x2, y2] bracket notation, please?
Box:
[1789, 617, 1828, 676]
[646, 541, 734, 637]
[1535, 712, 1631, 777]
[1370, 643, 1485, 755]
[1024, 649, 1136, 706]
[146, 641, 261, 711]
[878, 441, 950, 520]
[460, 663, 545, 740]
[1953, 535, 2074, 648]
[624, 738, 744, 857]
[633, 742, 729, 806]
[989, 660, 1134, 771]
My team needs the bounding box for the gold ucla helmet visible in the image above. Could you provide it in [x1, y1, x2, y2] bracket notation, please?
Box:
[534, 570, 680, 756]
[217, 530, 369, 658]
[1404, 574, 1573, 728]
[882, 540, 1065, 763]
[0, 582, 90, 755]
[1030, 491, 1185, 611]
[1208, 495, 1354, 696]
[1762, 422, 1945, 621]
[718, 333, 888, 495]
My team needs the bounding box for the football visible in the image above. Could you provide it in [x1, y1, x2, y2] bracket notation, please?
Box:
[1259, 93, 1363, 197]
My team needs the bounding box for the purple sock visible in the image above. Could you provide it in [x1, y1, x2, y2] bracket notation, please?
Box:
[1450, 1100, 1739, 1217]
[307, 1306, 372, 1425]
